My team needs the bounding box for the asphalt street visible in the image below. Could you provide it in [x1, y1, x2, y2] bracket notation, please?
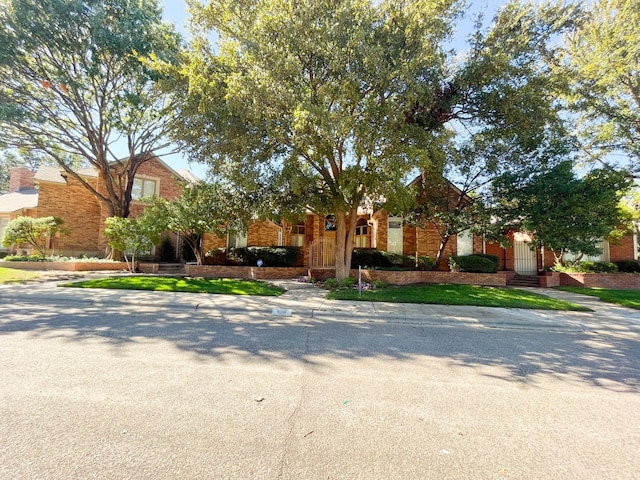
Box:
[1, 279, 639, 479]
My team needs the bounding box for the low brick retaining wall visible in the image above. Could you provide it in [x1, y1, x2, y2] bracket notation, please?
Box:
[185, 265, 307, 280]
[1, 261, 129, 271]
[560, 272, 640, 289]
[353, 269, 509, 287]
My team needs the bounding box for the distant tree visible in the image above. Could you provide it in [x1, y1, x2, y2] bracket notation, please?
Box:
[490, 161, 632, 266]
[144, 181, 249, 265]
[2, 216, 66, 257]
[561, 0, 640, 174]
[0, 0, 182, 229]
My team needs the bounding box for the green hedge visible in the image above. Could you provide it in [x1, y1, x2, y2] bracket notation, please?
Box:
[350, 248, 435, 271]
[554, 261, 619, 273]
[614, 260, 640, 273]
[228, 246, 302, 267]
[449, 254, 498, 273]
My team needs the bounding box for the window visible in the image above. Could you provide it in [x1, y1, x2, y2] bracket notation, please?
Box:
[131, 177, 158, 200]
[354, 218, 370, 248]
[564, 240, 610, 262]
[0, 217, 8, 249]
[325, 215, 337, 231]
[387, 216, 403, 254]
[457, 230, 473, 256]
[291, 223, 305, 247]
[227, 231, 247, 249]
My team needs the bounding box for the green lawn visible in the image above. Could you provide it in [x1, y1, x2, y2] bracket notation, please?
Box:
[328, 283, 590, 311]
[61, 276, 285, 296]
[0, 267, 40, 283]
[557, 286, 640, 310]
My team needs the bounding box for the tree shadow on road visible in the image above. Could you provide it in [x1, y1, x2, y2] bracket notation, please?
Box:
[1, 296, 639, 393]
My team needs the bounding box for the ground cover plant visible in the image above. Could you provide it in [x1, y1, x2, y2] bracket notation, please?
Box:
[557, 286, 640, 310]
[328, 283, 589, 311]
[0, 267, 40, 283]
[61, 276, 284, 296]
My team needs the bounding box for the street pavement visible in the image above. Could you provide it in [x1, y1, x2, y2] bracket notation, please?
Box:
[1, 277, 639, 479]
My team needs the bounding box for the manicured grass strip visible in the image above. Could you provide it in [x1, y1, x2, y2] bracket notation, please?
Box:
[61, 276, 284, 296]
[328, 284, 590, 311]
[0, 267, 40, 283]
[557, 286, 640, 310]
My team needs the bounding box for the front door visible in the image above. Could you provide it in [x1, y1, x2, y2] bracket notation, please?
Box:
[322, 231, 336, 267]
[513, 233, 538, 274]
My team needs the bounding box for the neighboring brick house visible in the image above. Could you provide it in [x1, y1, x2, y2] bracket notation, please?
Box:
[0, 156, 189, 256]
[0, 167, 39, 251]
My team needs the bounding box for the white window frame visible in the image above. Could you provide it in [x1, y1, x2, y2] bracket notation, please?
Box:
[457, 229, 474, 256]
[131, 175, 159, 201]
[227, 231, 247, 249]
[0, 216, 9, 249]
[387, 216, 403, 254]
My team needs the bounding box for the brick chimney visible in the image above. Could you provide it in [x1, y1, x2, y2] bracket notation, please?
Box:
[9, 166, 36, 193]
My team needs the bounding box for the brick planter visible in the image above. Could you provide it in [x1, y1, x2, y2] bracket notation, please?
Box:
[540, 272, 560, 288]
[0, 261, 129, 271]
[185, 265, 307, 280]
[352, 269, 509, 287]
[560, 272, 640, 289]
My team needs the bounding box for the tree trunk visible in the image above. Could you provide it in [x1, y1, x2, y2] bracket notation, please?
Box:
[334, 208, 359, 281]
[433, 235, 452, 270]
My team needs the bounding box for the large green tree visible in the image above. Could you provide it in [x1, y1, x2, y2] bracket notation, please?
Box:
[166, 0, 577, 279]
[170, 0, 460, 279]
[562, 0, 640, 173]
[490, 161, 632, 265]
[0, 0, 181, 223]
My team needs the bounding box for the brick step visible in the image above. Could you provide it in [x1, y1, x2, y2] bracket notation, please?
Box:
[157, 263, 186, 275]
[508, 275, 541, 287]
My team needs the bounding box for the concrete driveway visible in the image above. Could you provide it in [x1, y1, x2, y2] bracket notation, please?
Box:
[1, 280, 639, 479]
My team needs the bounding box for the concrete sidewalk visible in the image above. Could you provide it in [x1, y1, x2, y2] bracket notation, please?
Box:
[2, 274, 640, 335]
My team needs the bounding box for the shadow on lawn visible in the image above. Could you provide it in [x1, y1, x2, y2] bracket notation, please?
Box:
[1, 289, 639, 393]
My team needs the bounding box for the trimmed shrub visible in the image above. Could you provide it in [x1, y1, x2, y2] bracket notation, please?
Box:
[228, 246, 302, 267]
[351, 248, 393, 268]
[340, 277, 356, 288]
[449, 254, 497, 273]
[324, 277, 338, 289]
[472, 254, 500, 271]
[3, 254, 48, 262]
[351, 248, 435, 271]
[204, 248, 227, 265]
[614, 260, 640, 273]
[553, 261, 619, 273]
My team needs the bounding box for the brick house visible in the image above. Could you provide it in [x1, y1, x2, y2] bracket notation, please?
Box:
[0, 156, 188, 256]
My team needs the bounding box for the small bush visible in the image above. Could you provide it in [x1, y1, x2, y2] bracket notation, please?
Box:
[204, 248, 227, 265]
[449, 255, 497, 273]
[228, 246, 302, 267]
[556, 261, 619, 273]
[156, 236, 175, 262]
[614, 260, 640, 273]
[351, 248, 393, 268]
[372, 280, 388, 289]
[340, 277, 356, 288]
[3, 254, 48, 262]
[324, 277, 338, 289]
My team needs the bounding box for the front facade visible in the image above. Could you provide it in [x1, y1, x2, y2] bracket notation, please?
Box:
[0, 157, 186, 257]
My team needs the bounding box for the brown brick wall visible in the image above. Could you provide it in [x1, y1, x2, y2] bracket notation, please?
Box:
[37, 176, 103, 256]
[560, 272, 640, 289]
[357, 269, 508, 286]
[186, 265, 307, 279]
[609, 235, 635, 262]
[248, 220, 280, 246]
[97, 157, 185, 252]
